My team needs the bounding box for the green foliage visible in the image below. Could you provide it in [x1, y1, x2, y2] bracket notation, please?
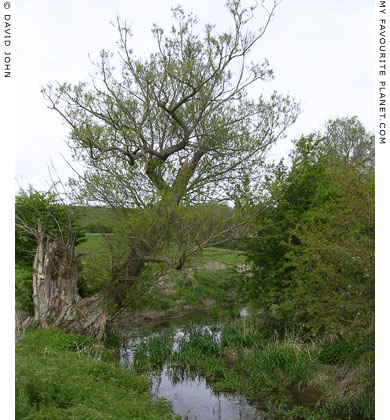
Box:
[45, 2, 298, 209]
[15, 187, 85, 267]
[175, 269, 246, 306]
[318, 338, 354, 365]
[326, 352, 375, 420]
[176, 324, 221, 359]
[245, 120, 374, 337]
[320, 115, 374, 167]
[26, 0, 298, 327]
[245, 135, 336, 309]
[282, 166, 374, 335]
[341, 390, 375, 420]
[41, 1, 299, 314]
[221, 320, 264, 348]
[75, 202, 246, 309]
[318, 331, 374, 365]
[76, 233, 110, 297]
[129, 247, 248, 312]
[15, 264, 34, 316]
[15, 188, 87, 313]
[16, 328, 178, 420]
[264, 401, 339, 420]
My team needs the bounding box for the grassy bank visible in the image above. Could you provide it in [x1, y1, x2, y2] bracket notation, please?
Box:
[133, 268, 247, 313]
[132, 318, 374, 420]
[136, 246, 247, 310]
[16, 328, 178, 420]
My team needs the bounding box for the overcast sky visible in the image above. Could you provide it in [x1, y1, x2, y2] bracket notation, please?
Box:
[14, 0, 374, 191]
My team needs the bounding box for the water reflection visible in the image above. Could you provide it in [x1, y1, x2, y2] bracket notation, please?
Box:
[151, 366, 262, 420]
[120, 308, 264, 419]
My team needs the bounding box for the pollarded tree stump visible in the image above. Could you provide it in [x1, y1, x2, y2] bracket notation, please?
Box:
[32, 222, 108, 338]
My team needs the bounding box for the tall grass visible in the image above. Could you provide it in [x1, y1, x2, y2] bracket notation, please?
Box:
[16, 328, 178, 420]
[131, 318, 375, 419]
[133, 319, 321, 395]
[133, 329, 175, 371]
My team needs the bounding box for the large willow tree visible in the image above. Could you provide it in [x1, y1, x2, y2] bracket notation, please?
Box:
[40, 0, 299, 335]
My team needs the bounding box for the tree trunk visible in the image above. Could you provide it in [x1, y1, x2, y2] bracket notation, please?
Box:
[55, 290, 108, 339]
[32, 222, 108, 338]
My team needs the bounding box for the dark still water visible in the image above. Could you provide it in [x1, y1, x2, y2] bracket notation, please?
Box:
[120, 308, 264, 420]
[151, 366, 261, 420]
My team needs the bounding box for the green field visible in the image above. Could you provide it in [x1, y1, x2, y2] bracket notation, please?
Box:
[76, 233, 249, 310]
[194, 246, 247, 266]
[77, 234, 247, 267]
[77, 233, 107, 254]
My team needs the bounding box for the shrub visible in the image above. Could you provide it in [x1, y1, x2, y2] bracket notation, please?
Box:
[15, 264, 34, 316]
[319, 338, 354, 365]
[245, 128, 374, 338]
[319, 331, 374, 365]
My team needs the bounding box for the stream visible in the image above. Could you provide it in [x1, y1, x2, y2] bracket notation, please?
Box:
[120, 308, 265, 420]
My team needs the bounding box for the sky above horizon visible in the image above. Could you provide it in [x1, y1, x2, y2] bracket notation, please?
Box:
[15, 0, 374, 191]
